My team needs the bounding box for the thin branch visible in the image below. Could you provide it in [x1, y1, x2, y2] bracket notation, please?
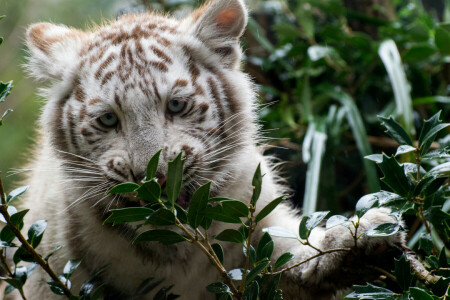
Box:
[402, 246, 441, 285]
[240, 205, 255, 294]
[0, 175, 73, 298]
[269, 248, 351, 275]
[365, 264, 397, 282]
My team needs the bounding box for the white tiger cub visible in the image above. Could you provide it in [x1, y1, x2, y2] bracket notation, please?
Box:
[8, 0, 403, 298]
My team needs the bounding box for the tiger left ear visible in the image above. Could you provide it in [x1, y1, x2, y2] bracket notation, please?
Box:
[187, 0, 248, 68]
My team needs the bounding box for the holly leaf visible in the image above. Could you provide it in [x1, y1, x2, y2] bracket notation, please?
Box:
[377, 154, 414, 196]
[379, 116, 413, 146]
[394, 254, 413, 291]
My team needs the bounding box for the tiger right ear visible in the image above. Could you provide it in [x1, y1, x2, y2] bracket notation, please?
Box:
[186, 0, 248, 68]
[26, 23, 87, 81]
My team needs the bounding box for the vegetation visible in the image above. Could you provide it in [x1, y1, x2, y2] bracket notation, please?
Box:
[0, 0, 449, 299]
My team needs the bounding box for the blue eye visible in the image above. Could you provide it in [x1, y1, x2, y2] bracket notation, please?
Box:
[167, 99, 186, 114]
[98, 112, 119, 127]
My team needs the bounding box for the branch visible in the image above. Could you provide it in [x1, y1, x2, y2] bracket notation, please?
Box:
[0, 175, 73, 298]
[402, 246, 441, 285]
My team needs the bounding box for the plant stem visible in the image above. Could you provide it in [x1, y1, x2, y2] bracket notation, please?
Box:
[365, 264, 397, 282]
[0, 175, 73, 299]
[269, 248, 351, 275]
[175, 220, 241, 299]
[0, 248, 13, 277]
[0, 174, 6, 206]
[239, 205, 255, 294]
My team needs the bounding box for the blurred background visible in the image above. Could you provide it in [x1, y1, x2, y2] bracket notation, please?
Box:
[0, 0, 449, 214]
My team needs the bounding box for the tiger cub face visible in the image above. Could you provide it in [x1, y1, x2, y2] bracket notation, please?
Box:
[26, 0, 257, 210]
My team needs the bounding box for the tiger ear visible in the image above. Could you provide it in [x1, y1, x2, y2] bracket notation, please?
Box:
[26, 23, 87, 81]
[188, 0, 248, 68]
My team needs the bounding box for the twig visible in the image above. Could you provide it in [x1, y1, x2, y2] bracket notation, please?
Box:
[269, 248, 351, 275]
[402, 246, 441, 285]
[365, 264, 397, 282]
[239, 205, 255, 294]
[0, 175, 73, 298]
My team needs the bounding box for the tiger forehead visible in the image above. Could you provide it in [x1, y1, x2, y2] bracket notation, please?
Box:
[81, 14, 180, 56]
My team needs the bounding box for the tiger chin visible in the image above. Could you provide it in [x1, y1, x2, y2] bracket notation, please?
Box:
[6, 0, 404, 299]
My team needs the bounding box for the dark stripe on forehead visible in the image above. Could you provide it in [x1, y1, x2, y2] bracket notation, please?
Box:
[114, 93, 122, 110]
[95, 52, 118, 80]
[101, 71, 115, 86]
[52, 92, 72, 153]
[149, 61, 169, 72]
[150, 45, 173, 64]
[88, 98, 102, 106]
[207, 77, 225, 127]
[66, 104, 80, 152]
[217, 73, 240, 115]
[172, 79, 188, 89]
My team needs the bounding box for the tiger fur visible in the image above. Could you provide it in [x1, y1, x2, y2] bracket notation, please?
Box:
[6, 0, 403, 298]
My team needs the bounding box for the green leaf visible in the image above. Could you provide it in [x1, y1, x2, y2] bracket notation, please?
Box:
[0, 109, 13, 126]
[136, 180, 161, 203]
[133, 229, 187, 245]
[243, 280, 259, 300]
[214, 229, 244, 244]
[243, 243, 256, 266]
[402, 44, 435, 62]
[255, 196, 284, 223]
[299, 211, 330, 240]
[345, 283, 396, 299]
[274, 252, 294, 268]
[413, 96, 450, 105]
[435, 26, 450, 55]
[422, 147, 450, 161]
[13, 246, 35, 264]
[417, 176, 447, 197]
[0, 226, 15, 243]
[27, 220, 47, 248]
[63, 259, 82, 279]
[104, 207, 153, 225]
[250, 163, 263, 207]
[394, 254, 413, 291]
[395, 145, 416, 156]
[256, 232, 272, 261]
[426, 161, 450, 177]
[364, 154, 383, 163]
[409, 287, 434, 300]
[187, 181, 211, 228]
[365, 223, 400, 237]
[0, 81, 13, 104]
[206, 282, 230, 294]
[326, 215, 348, 229]
[211, 243, 224, 265]
[107, 182, 140, 194]
[6, 186, 29, 203]
[146, 208, 175, 226]
[260, 241, 274, 260]
[377, 154, 414, 196]
[246, 259, 270, 284]
[201, 205, 241, 224]
[423, 206, 450, 227]
[0, 277, 23, 291]
[221, 200, 249, 218]
[418, 111, 449, 154]
[379, 116, 413, 146]
[262, 226, 297, 239]
[166, 152, 185, 209]
[10, 209, 29, 229]
[146, 149, 162, 180]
